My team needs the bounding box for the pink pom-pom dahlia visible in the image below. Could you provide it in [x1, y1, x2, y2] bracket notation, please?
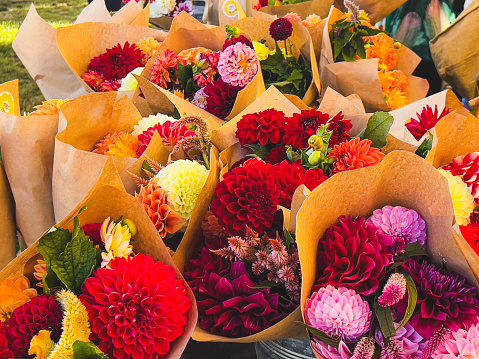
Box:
[218, 42, 258, 88]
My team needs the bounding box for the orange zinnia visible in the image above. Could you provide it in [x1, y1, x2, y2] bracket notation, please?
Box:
[29, 99, 69, 116]
[0, 275, 37, 322]
[177, 47, 213, 66]
[328, 137, 385, 173]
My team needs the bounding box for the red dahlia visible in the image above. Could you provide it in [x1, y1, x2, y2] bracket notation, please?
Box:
[137, 121, 195, 156]
[223, 35, 254, 50]
[0, 322, 14, 359]
[326, 112, 352, 146]
[460, 223, 479, 256]
[235, 109, 287, 146]
[405, 105, 450, 141]
[211, 161, 280, 235]
[89, 42, 145, 81]
[80, 253, 191, 359]
[195, 261, 296, 337]
[269, 18, 293, 41]
[270, 160, 328, 208]
[265, 146, 288, 164]
[7, 295, 63, 358]
[441, 152, 479, 198]
[314, 216, 394, 296]
[203, 78, 240, 119]
[82, 223, 104, 250]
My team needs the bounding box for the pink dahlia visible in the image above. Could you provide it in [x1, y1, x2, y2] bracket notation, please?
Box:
[80, 253, 191, 358]
[305, 285, 372, 341]
[235, 109, 287, 146]
[311, 338, 353, 359]
[269, 18, 293, 41]
[405, 105, 449, 141]
[433, 322, 479, 358]
[89, 42, 145, 81]
[314, 216, 394, 296]
[442, 152, 479, 198]
[403, 259, 479, 337]
[375, 322, 428, 359]
[218, 42, 258, 88]
[169, 0, 193, 16]
[366, 205, 427, 251]
[203, 78, 240, 119]
[211, 161, 280, 235]
[7, 295, 63, 358]
[0, 322, 14, 359]
[194, 261, 295, 337]
[137, 121, 195, 156]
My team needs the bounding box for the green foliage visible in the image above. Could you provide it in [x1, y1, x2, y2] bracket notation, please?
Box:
[396, 270, 418, 331]
[374, 297, 396, 338]
[177, 63, 199, 99]
[297, 322, 340, 348]
[415, 133, 434, 158]
[73, 341, 109, 359]
[261, 43, 312, 100]
[358, 112, 394, 149]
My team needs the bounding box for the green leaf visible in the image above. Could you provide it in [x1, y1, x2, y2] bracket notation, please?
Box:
[50, 229, 97, 296]
[297, 322, 340, 348]
[374, 298, 396, 338]
[142, 159, 154, 174]
[250, 281, 280, 289]
[359, 112, 394, 149]
[73, 341, 109, 359]
[72, 216, 81, 240]
[415, 133, 434, 158]
[245, 143, 269, 159]
[396, 270, 417, 331]
[283, 229, 294, 250]
[342, 46, 356, 62]
[387, 261, 405, 273]
[354, 37, 366, 59]
[38, 227, 72, 266]
[397, 243, 429, 261]
[286, 146, 301, 163]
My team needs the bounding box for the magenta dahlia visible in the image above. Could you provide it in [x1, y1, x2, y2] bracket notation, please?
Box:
[82, 222, 105, 250]
[80, 253, 191, 359]
[7, 295, 63, 358]
[442, 152, 479, 198]
[314, 216, 394, 296]
[137, 121, 195, 156]
[203, 78, 240, 119]
[195, 261, 295, 337]
[269, 18, 293, 41]
[405, 105, 449, 141]
[89, 42, 145, 81]
[0, 322, 14, 359]
[211, 161, 280, 235]
[223, 35, 254, 50]
[235, 109, 287, 146]
[402, 259, 479, 338]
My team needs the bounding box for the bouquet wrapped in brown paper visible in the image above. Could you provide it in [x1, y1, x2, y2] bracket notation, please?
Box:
[296, 150, 479, 358]
[320, 5, 429, 112]
[12, 0, 153, 100]
[0, 158, 197, 358]
[0, 80, 69, 247]
[136, 12, 265, 125]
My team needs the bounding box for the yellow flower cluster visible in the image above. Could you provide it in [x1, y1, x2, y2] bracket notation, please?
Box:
[439, 169, 475, 226]
[101, 217, 133, 268]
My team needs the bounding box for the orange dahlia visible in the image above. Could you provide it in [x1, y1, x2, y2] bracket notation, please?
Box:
[378, 70, 408, 93]
[0, 275, 37, 322]
[105, 133, 140, 158]
[136, 178, 187, 238]
[135, 37, 162, 64]
[30, 99, 69, 116]
[364, 33, 398, 71]
[177, 47, 213, 66]
[151, 49, 178, 88]
[328, 137, 385, 173]
[93, 132, 124, 155]
[385, 87, 408, 110]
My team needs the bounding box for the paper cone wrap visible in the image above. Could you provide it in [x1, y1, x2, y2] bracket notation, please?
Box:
[0, 158, 197, 359]
[256, 0, 333, 20]
[320, 6, 428, 112]
[333, 0, 407, 23]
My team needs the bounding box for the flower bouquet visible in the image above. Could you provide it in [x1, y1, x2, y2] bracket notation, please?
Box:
[12, 0, 153, 100]
[0, 80, 70, 247]
[320, 1, 429, 112]
[296, 150, 479, 359]
[0, 159, 196, 358]
[137, 12, 265, 125]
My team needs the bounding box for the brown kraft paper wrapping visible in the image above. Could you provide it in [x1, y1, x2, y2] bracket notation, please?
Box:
[320, 6, 429, 113]
[190, 143, 307, 343]
[333, 0, 407, 24]
[0, 158, 197, 359]
[0, 164, 16, 271]
[257, 0, 334, 20]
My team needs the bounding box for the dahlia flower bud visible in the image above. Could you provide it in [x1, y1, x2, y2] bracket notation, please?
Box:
[308, 135, 324, 151]
[309, 151, 324, 165]
[378, 273, 407, 307]
[351, 337, 375, 359]
[225, 25, 242, 39]
[121, 218, 137, 236]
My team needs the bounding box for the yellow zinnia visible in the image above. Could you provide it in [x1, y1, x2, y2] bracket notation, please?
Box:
[439, 169, 475, 226]
[100, 217, 133, 267]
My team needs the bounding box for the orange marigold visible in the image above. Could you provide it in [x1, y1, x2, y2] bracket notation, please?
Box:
[30, 99, 69, 116]
[135, 37, 162, 64]
[385, 87, 408, 110]
[177, 47, 213, 66]
[93, 132, 124, 155]
[328, 137, 385, 173]
[105, 133, 140, 158]
[0, 275, 37, 322]
[364, 33, 398, 71]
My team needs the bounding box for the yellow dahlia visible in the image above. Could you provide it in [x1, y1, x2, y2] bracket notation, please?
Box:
[135, 37, 162, 63]
[439, 169, 475, 226]
[105, 133, 140, 158]
[100, 217, 133, 267]
[155, 159, 209, 220]
[28, 330, 54, 359]
[253, 41, 271, 61]
[302, 14, 322, 28]
[0, 275, 37, 322]
[29, 99, 69, 116]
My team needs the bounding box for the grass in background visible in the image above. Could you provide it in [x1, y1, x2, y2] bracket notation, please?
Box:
[0, 0, 86, 113]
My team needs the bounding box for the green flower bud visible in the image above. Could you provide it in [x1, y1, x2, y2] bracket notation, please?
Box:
[225, 25, 241, 39]
[121, 219, 137, 237]
[308, 135, 323, 151]
[308, 151, 324, 166]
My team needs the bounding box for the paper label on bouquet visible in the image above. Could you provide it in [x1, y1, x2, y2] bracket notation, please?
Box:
[0, 92, 14, 115]
[223, 0, 238, 17]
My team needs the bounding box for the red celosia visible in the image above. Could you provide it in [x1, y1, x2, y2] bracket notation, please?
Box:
[442, 152, 479, 198]
[151, 49, 179, 89]
[269, 18, 293, 41]
[7, 295, 63, 358]
[203, 78, 240, 119]
[328, 137, 385, 173]
[269, 160, 328, 208]
[211, 161, 280, 235]
[460, 223, 479, 256]
[82, 222, 104, 250]
[405, 105, 450, 141]
[0, 322, 14, 359]
[265, 146, 288, 164]
[89, 42, 145, 81]
[80, 253, 191, 359]
[223, 35, 254, 50]
[235, 109, 287, 146]
[137, 121, 195, 156]
[314, 216, 394, 296]
[282, 110, 352, 150]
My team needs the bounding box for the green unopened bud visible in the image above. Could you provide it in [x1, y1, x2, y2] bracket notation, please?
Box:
[308, 151, 324, 165]
[186, 124, 197, 131]
[122, 219, 137, 236]
[308, 135, 323, 151]
[225, 25, 241, 39]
